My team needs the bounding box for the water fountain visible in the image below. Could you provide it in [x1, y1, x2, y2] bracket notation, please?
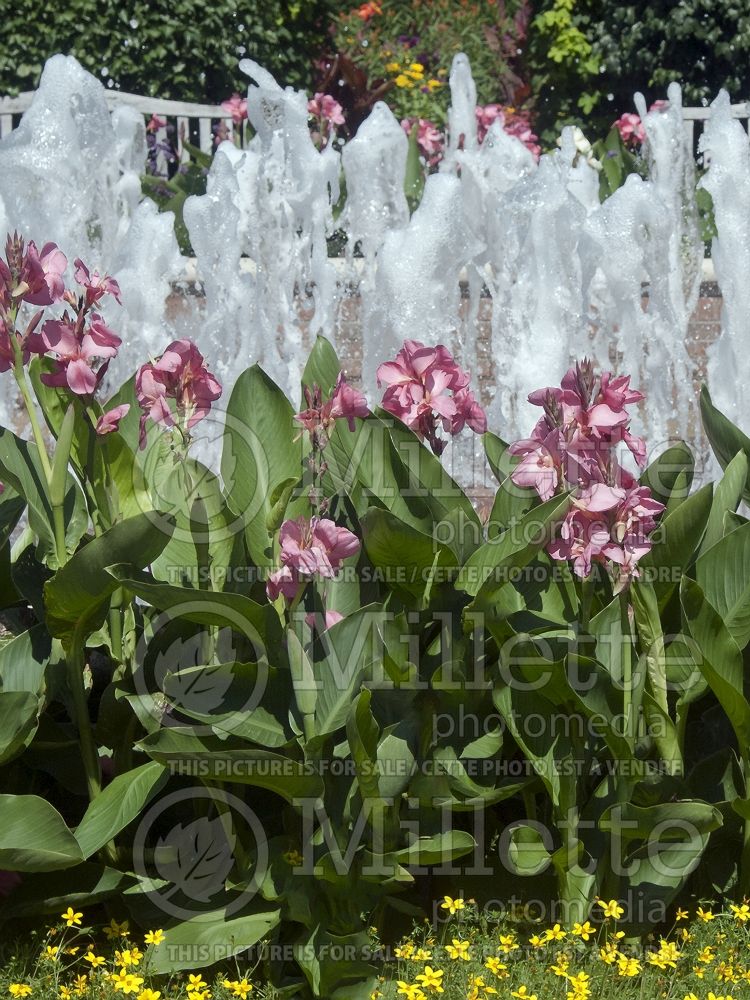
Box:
[0, 50, 746, 479]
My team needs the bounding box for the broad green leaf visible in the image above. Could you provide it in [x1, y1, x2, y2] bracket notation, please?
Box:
[599, 800, 722, 841]
[0, 691, 41, 764]
[695, 521, 750, 648]
[701, 385, 750, 501]
[1, 862, 134, 917]
[138, 729, 325, 801]
[681, 576, 750, 749]
[301, 335, 341, 399]
[701, 450, 748, 553]
[75, 761, 168, 859]
[147, 907, 281, 973]
[346, 689, 381, 802]
[640, 441, 694, 509]
[0, 795, 83, 871]
[44, 513, 174, 645]
[458, 492, 571, 597]
[221, 365, 302, 568]
[360, 507, 458, 601]
[107, 566, 281, 653]
[507, 823, 552, 876]
[0, 624, 50, 694]
[640, 483, 712, 602]
[0, 427, 86, 565]
[314, 607, 383, 736]
[483, 431, 510, 483]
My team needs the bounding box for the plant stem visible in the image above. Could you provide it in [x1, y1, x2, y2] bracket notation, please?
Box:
[65, 627, 101, 803]
[742, 754, 750, 897]
[14, 361, 52, 480]
[620, 592, 634, 748]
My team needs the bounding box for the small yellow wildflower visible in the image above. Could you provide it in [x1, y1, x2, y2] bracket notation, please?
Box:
[137, 992, 161, 1000]
[544, 923, 566, 942]
[84, 952, 105, 968]
[45, 946, 60, 960]
[617, 954, 641, 977]
[110, 972, 144, 995]
[395, 942, 415, 960]
[440, 895, 465, 915]
[484, 957, 507, 977]
[395, 985, 424, 1000]
[413, 949, 432, 961]
[104, 919, 130, 940]
[414, 966, 444, 993]
[599, 942, 618, 965]
[572, 921, 594, 941]
[394, 75, 412, 89]
[510, 988, 537, 1000]
[528, 934, 544, 948]
[59, 989, 72, 1000]
[229, 982, 252, 999]
[187, 977, 207, 993]
[409, 63, 424, 72]
[61, 907, 83, 927]
[144, 929, 164, 945]
[498, 934, 518, 954]
[676, 907, 689, 920]
[72, 976, 88, 996]
[550, 954, 570, 977]
[444, 938, 470, 961]
[698, 946, 716, 963]
[596, 898, 624, 919]
[696, 906, 715, 922]
[8, 987, 32, 998]
[731, 903, 750, 923]
[426, 79, 442, 91]
[385, 62, 401, 73]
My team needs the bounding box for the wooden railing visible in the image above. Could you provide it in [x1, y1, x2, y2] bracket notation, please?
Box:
[0, 89, 235, 159]
[2, 87, 749, 159]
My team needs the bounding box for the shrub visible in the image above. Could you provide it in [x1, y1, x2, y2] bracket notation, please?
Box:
[0, 0, 337, 101]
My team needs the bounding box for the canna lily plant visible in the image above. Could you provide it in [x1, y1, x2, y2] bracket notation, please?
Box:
[1, 230, 750, 999]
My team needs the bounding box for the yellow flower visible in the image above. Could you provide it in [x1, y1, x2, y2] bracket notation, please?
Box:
[187, 977, 207, 993]
[115, 949, 142, 968]
[66, 947, 81, 956]
[693, 964, 706, 979]
[572, 921, 594, 941]
[396, 985, 425, 1000]
[394, 74, 413, 89]
[543, 923, 566, 942]
[72, 976, 88, 996]
[385, 62, 401, 73]
[409, 62, 424, 72]
[414, 966, 444, 993]
[144, 929, 164, 945]
[715, 961, 737, 983]
[696, 906, 715, 922]
[511, 989, 537, 1000]
[439, 895, 465, 915]
[110, 972, 144, 995]
[413, 949, 432, 961]
[731, 903, 750, 923]
[596, 898, 624, 919]
[84, 952, 105, 968]
[550, 954, 570, 977]
[698, 946, 716, 964]
[616, 955, 641, 977]
[445, 938, 470, 961]
[8, 987, 32, 998]
[395, 942, 415, 960]
[676, 908, 689, 921]
[104, 919, 130, 940]
[484, 957, 507, 978]
[45, 946, 60, 960]
[229, 982, 252, 999]
[528, 934, 544, 948]
[426, 80, 442, 91]
[498, 934, 518, 954]
[599, 942, 618, 965]
[708, 994, 736, 1000]
[59, 989, 72, 1000]
[137, 992, 161, 1000]
[61, 907, 83, 927]
[683, 995, 700, 1000]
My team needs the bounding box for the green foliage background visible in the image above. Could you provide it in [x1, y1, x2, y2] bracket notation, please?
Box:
[0, 0, 336, 101]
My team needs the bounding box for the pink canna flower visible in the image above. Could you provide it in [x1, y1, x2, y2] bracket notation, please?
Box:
[475, 105, 541, 160]
[73, 258, 122, 306]
[96, 403, 130, 435]
[614, 112, 646, 147]
[305, 609, 344, 632]
[221, 93, 248, 126]
[401, 118, 444, 164]
[0, 233, 67, 307]
[146, 114, 167, 133]
[32, 312, 121, 396]
[308, 93, 345, 128]
[510, 359, 664, 588]
[266, 516, 360, 602]
[135, 339, 221, 448]
[377, 340, 486, 454]
[296, 372, 368, 438]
